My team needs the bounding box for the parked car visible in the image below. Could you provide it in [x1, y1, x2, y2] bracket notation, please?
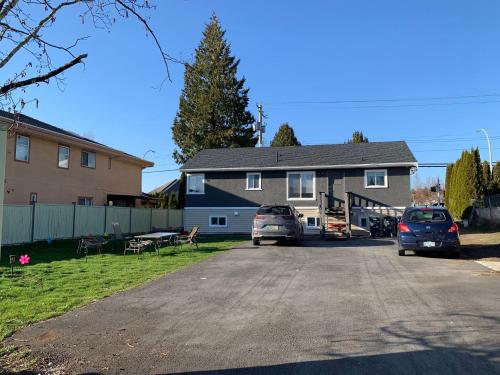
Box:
[397, 206, 460, 257]
[252, 205, 304, 246]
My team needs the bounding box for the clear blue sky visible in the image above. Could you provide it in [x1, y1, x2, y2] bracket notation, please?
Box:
[10, 0, 500, 192]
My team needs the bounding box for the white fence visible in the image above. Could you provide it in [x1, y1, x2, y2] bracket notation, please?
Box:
[1, 204, 183, 245]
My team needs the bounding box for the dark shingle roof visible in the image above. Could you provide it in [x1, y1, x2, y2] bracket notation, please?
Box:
[181, 141, 417, 171]
[149, 179, 180, 195]
[0, 110, 104, 146]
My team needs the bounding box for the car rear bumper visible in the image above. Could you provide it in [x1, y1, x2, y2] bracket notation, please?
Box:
[252, 229, 298, 241]
[398, 239, 460, 252]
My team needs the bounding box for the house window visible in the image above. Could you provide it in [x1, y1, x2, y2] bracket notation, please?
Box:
[58, 145, 70, 169]
[187, 173, 204, 194]
[15, 135, 30, 162]
[78, 197, 93, 206]
[29, 192, 38, 204]
[287, 171, 315, 200]
[306, 217, 321, 228]
[246, 172, 261, 190]
[209, 216, 227, 227]
[365, 169, 388, 188]
[81, 150, 96, 168]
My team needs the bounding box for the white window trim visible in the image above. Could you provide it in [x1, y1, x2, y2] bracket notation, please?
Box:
[81, 150, 96, 169]
[364, 169, 388, 189]
[186, 173, 205, 195]
[306, 216, 321, 228]
[15, 134, 30, 162]
[286, 171, 316, 200]
[246, 172, 262, 190]
[209, 215, 228, 227]
[58, 145, 70, 169]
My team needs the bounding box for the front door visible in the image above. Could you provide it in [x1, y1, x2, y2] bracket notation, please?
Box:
[327, 172, 344, 208]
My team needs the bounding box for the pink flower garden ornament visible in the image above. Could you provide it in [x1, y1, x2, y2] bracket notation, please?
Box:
[19, 254, 30, 265]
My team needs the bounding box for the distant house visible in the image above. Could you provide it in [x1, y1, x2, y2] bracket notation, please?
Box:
[0, 111, 153, 207]
[148, 179, 180, 208]
[180, 142, 418, 234]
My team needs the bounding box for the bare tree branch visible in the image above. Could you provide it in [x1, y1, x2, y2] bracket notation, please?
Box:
[0, 0, 79, 69]
[1, 53, 87, 95]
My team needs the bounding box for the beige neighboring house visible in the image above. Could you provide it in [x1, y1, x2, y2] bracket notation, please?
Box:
[0, 111, 153, 207]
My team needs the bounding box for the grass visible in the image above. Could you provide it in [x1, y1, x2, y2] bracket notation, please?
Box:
[460, 229, 500, 246]
[0, 236, 247, 342]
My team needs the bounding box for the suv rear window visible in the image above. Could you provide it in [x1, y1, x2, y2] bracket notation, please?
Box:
[257, 206, 292, 216]
[406, 208, 449, 223]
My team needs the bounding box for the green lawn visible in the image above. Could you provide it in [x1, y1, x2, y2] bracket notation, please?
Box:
[0, 236, 246, 341]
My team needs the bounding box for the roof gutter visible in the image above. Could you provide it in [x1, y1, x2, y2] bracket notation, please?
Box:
[181, 162, 419, 172]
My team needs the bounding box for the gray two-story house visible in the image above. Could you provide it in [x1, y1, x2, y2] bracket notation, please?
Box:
[180, 141, 418, 234]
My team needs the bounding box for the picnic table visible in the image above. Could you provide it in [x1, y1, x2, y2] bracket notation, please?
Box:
[134, 232, 179, 254]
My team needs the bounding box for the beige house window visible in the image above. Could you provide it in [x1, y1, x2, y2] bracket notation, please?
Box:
[78, 197, 93, 206]
[15, 134, 30, 162]
[58, 145, 70, 169]
[81, 150, 96, 168]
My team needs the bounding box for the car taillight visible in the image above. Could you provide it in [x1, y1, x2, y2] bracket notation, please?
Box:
[399, 223, 412, 233]
[448, 223, 459, 234]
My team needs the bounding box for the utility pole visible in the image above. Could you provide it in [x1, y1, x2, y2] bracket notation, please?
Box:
[437, 176, 441, 205]
[477, 128, 493, 172]
[253, 104, 266, 147]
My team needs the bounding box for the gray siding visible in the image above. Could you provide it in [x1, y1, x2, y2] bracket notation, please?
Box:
[185, 167, 411, 208]
[344, 167, 411, 207]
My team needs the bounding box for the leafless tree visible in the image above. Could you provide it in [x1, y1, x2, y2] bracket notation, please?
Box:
[0, 0, 178, 115]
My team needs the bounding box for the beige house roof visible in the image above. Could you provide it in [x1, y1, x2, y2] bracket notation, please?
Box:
[0, 110, 154, 168]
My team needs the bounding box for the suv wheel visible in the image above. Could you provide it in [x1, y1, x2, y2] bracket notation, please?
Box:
[398, 250, 405, 256]
[253, 239, 260, 246]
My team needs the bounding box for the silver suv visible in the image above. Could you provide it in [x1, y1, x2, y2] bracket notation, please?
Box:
[252, 205, 304, 246]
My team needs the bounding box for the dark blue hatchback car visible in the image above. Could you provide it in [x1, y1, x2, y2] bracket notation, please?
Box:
[397, 206, 460, 258]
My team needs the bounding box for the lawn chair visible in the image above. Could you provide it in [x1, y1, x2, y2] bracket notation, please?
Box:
[124, 239, 147, 256]
[111, 222, 133, 241]
[175, 226, 199, 249]
[77, 236, 109, 256]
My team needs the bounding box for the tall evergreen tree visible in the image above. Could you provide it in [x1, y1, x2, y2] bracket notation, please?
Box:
[171, 14, 256, 164]
[492, 161, 500, 194]
[444, 163, 454, 208]
[346, 131, 369, 144]
[472, 148, 485, 198]
[270, 123, 301, 147]
[481, 160, 492, 195]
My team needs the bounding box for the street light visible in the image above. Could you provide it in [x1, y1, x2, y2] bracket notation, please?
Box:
[142, 149, 155, 160]
[476, 129, 493, 172]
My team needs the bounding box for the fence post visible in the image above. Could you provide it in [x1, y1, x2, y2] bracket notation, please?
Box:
[72, 202, 76, 239]
[150, 207, 153, 232]
[129, 206, 132, 234]
[104, 205, 107, 234]
[30, 202, 36, 243]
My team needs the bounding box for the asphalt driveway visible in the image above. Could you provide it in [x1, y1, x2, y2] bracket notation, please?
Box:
[6, 239, 500, 374]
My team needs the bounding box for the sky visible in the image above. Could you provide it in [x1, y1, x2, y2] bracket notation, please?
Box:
[6, 0, 500, 192]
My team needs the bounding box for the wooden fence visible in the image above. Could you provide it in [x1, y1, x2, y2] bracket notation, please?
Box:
[2, 204, 183, 245]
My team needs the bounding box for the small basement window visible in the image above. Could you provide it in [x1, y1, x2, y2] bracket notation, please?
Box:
[365, 169, 388, 188]
[209, 216, 227, 227]
[306, 217, 321, 228]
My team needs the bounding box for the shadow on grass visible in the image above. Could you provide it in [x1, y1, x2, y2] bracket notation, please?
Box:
[460, 244, 500, 260]
[0, 236, 248, 269]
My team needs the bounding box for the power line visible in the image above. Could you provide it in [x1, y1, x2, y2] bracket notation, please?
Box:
[265, 93, 500, 106]
[143, 168, 179, 174]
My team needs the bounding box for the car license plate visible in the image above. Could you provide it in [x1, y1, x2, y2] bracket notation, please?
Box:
[267, 225, 280, 231]
[423, 241, 435, 247]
